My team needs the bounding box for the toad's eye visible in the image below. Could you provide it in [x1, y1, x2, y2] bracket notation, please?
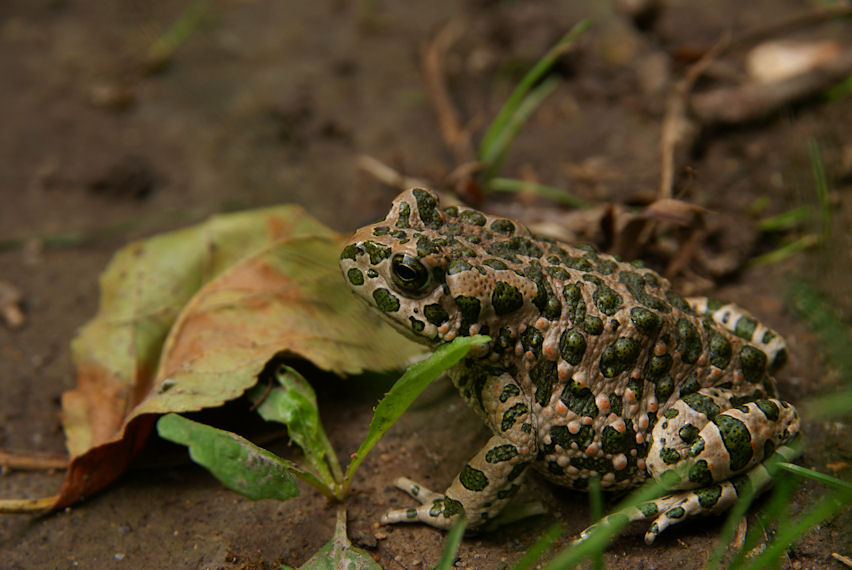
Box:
[391, 253, 431, 294]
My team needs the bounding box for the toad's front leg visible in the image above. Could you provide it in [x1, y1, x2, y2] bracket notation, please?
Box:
[381, 434, 532, 529]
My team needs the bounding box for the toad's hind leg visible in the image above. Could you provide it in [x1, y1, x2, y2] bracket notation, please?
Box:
[580, 388, 800, 543]
[579, 441, 800, 545]
[687, 296, 788, 370]
[642, 389, 799, 542]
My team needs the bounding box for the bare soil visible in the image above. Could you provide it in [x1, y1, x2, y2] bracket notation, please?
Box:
[1, 1, 850, 568]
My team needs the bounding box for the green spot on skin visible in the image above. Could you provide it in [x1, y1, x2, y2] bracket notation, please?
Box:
[755, 399, 780, 421]
[395, 202, 411, 228]
[601, 423, 636, 454]
[609, 392, 623, 416]
[593, 282, 623, 316]
[654, 375, 674, 401]
[447, 259, 472, 275]
[560, 382, 599, 419]
[459, 465, 489, 491]
[678, 373, 700, 397]
[696, 484, 723, 508]
[529, 358, 557, 406]
[459, 209, 486, 226]
[645, 354, 673, 378]
[583, 315, 604, 335]
[485, 444, 519, 463]
[416, 236, 440, 257]
[599, 337, 641, 377]
[550, 424, 594, 450]
[367, 269, 378, 279]
[688, 459, 714, 486]
[442, 497, 464, 517]
[409, 317, 425, 333]
[618, 270, 671, 313]
[413, 188, 443, 229]
[734, 315, 757, 340]
[507, 463, 528, 481]
[709, 331, 732, 369]
[713, 413, 753, 471]
[490, 219, 515, 235]
[406, 508, 418, 519]
[665, 506, 685, 519]
[682, 393, 721, 419]
[706, 298, 726, 312]
[499, 383, 520, 403]
[482, 258, 508, 270]
[372, 288, 400, 312]
[678, 424, 700, 444]
[424, 304, 449, 325]
[363, 240, 391, 264]
[740, 345, 768, 383]
[340, 244, 358, 261]
[520, 327, 544, 358]
[638, 502, 659, 518]
[630, 307, 662, 336]
[665, 291, 692, 314]
[346, 267, 364, 286]
[454, 295, 481, 334]
[675, 318, 702, 363]
[663, 408, 679, 419]
[372, 226, 390, 236]
[486, 237, 542, 262]
[660, 447, 681, 465]
[492, 281, 524, 315]
[562, 282, 586, 326]
[501, 403, 528, 431]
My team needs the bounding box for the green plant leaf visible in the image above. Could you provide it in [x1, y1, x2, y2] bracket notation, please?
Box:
[434, 516, 466, 570]
[479, 20, 590, 166]
[298, 509, 381, 570]
[156, 413, 299, 501]
[249, 365, 341, 486]
[343, 335, 490, 487]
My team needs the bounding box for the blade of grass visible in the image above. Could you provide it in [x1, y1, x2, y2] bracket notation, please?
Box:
[808, 139, 832, 243]
[511, 524, 564, 570]
[341, 335, 489, 492]
[147, 0, 211, 72]
[434, 516, 467, 570]
[777, 463, 852, 493]
[741, 489, 852, 570]
[746, 234, 819, 267]
[479, 20, 590, 162]
[786, 278, 852, 384]
[757, 206, 812, 233]
[488, 177, 592, 208]
[480, 76, 560, 181]
[540, 478, 665, 569]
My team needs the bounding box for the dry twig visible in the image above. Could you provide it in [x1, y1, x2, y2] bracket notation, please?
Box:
[420, 21, 477, 164]
[0, 449, 68, 471]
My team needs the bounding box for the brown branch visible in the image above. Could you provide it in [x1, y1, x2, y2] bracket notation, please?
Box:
[659, 33, 730, 199]
[0, 449, 69, 471]
[0, 495, 60, 514]
[420, 21, 476, 164]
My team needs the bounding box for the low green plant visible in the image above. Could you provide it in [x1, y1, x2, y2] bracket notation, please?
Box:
[157, 335, 488, 565]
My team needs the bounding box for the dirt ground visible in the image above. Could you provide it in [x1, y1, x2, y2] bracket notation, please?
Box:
[1, 1, 850, 568]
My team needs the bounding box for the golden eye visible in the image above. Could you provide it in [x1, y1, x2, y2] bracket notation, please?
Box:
[391, 253, 430, 294]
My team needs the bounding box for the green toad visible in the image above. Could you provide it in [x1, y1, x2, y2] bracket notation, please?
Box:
[340, 188, 800, 543]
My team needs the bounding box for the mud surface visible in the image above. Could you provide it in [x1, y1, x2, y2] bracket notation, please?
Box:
[1, 1, 850, 568]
